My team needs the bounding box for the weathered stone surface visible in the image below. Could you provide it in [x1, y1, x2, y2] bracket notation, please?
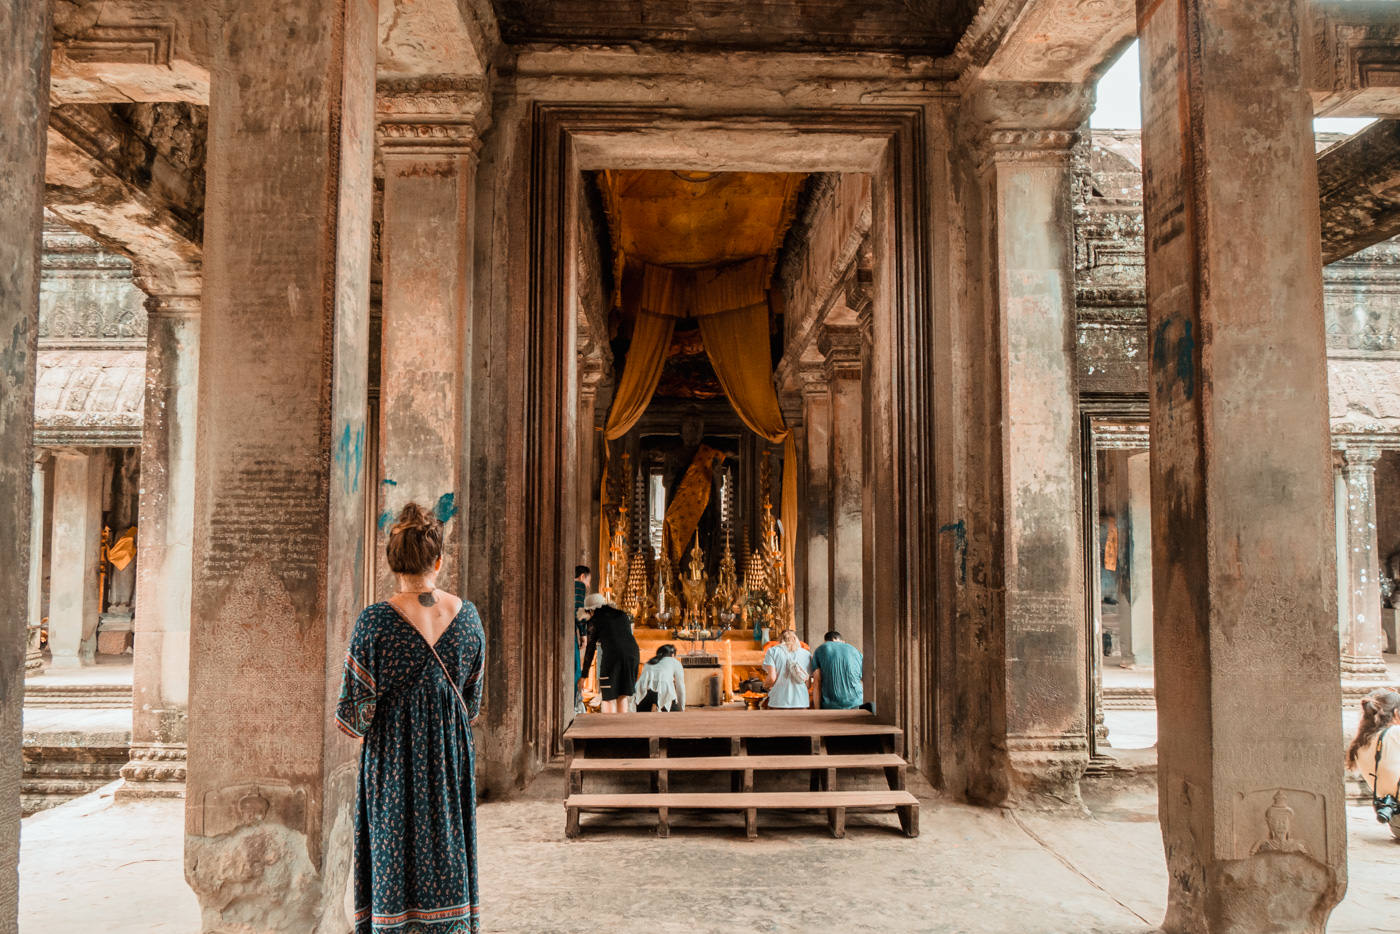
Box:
[45, 102, 203, 292]
[373, 79, 484, 597]
[1309, 0, 1400, 119]
[1136, 0, 1346, 929]
[183, 0, 375, 926]
[494, 0, 977, 54]
[1318, 120, 1400, 264]
[121, 274, 198, 802]
[962, 0, 1134, 83]
[960, 80, 1091, 805]
[47, 451, 103, 669]
[33, 349, 144, 446]
[0, 0, 49, 927]
[50, 0, 209, 103]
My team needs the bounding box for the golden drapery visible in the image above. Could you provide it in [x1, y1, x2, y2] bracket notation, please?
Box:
[597, 268, 678, 594]
[663, 445, 726, 564]
[596, 258, 798, 616]
[695, 297, 798, 623]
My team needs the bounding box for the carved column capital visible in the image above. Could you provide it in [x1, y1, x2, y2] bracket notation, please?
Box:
[797, 362, 830, 398]
[821, 324, 863, 380]
[376, 76, 488, 158]
[1341, 442, 1382, 471]
[132, 265, 202, 318]
[962, 79, 1091, 169]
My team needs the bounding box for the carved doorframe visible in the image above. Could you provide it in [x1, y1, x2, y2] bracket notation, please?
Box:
[525, 104, 936, 768]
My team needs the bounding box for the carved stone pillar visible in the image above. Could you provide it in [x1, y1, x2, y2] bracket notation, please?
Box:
[1339, 442, 1387, 677]
[799, 363, 831, 642]
[47, 450, 103, 668]
[1138, 0, 1346, 926]
[120, 269, 200, 800]
[26, 457, 46, 674]
[967, 82, 1091, 803]
[823, 324, 865, 659]
[183, 0, 375, 925]
[374, 77, 486, 598]
[577, 359, 606, 570]
[2, 7, 49, 919]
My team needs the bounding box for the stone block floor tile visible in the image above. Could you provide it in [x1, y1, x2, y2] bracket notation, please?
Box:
[18, 769, 1400, 933]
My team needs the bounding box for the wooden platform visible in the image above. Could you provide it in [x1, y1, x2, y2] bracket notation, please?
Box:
[563, 709, 918, 839]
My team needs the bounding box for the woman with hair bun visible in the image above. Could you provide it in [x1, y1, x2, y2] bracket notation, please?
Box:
[335, 502, 486, 933]
[1347, 688, 1400, 839]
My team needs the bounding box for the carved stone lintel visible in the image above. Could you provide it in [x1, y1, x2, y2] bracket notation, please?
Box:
[376, 76, 488, 157]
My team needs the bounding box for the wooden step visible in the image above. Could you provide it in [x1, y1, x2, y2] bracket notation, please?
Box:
[570, 753, 906, 772]
[564, 709, 902, 741]
[565, 790, 919, 840]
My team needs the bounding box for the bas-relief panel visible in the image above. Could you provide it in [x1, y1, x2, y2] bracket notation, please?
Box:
[1326, 241, 1400, 353]
[40, 216, 148, 341]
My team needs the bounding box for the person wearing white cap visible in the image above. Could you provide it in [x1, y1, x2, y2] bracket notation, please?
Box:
[578, 593, 640, 713]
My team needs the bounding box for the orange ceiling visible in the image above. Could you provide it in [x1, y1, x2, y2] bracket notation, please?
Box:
[597, 170, 807, 272]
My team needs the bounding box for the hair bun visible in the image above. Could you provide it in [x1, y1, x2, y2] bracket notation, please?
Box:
[391, 502, 438, 535]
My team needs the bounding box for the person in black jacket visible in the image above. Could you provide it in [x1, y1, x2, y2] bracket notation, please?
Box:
[577, 593, 641, 713]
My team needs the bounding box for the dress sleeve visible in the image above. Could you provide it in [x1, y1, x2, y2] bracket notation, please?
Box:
[463, 603, 486, 721]
[335, 608, 380, 739]
[673, 659, 686, 711]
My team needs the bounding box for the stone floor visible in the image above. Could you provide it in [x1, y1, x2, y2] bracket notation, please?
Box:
[19, 771, 1400, 933]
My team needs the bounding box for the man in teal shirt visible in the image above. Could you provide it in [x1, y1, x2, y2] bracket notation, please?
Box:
[811, 630, 864, 710]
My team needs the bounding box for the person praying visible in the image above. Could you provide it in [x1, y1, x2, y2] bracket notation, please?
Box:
[578, 593, 641, 713]
[811, 630, 864, 710]
[633, 644, 686, 712]
[335, 502, 486, 934]
[762, 627, 812, 709]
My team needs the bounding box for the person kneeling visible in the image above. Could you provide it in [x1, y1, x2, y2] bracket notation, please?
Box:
[811, 630, 865, 710]
[634, 644, 686, 712]
[762, 628, 811, 709]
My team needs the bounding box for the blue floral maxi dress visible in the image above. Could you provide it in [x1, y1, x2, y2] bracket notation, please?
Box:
[335, 601, 486, 933]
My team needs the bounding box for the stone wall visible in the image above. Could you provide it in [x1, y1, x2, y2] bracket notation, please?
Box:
[1075, 129, 1400, 431]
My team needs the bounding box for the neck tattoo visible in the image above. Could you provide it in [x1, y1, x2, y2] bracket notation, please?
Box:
[417, 589, 437, 608]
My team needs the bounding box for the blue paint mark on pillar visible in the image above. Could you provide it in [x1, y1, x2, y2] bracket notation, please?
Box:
[335, 422, 365, 493]
[377, 510, 395, 532]
[1152, 317, 1196, 402]
[434, 492, 458, 524]
[938, 519, 968, 584]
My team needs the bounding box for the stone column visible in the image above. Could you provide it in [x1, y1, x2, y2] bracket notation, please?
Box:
[47, 451, 103, 668]
[1, 2, 49, 922]
[969, 83, 1091, 801]
[1339, 443, 1387, 677]
[1137, 0, 1346, 927]
[823, 325, 865, 654]
[576, 361, 605, 571]
[374, 77, 485, 598]
[183, 0, 375, 926]
[26, 457, 46, 673]
[799, 363, 831, 640]
[1126, 451, 1154, 670]
[119, 270, 200, 800]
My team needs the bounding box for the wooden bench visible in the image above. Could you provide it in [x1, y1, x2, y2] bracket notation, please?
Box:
[569, 752, 907, 795]
[566, 789, 920, 839]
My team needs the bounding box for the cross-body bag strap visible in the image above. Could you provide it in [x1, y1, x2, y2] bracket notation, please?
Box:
[426, 638, 474, 726]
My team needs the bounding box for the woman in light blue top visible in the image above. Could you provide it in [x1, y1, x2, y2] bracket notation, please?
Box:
[633, 644, 687, 712]
[762, 628, 812, 709]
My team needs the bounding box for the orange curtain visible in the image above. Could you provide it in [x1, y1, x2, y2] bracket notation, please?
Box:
[596, 267, 678, 594]
[696, 297, 798, 623]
